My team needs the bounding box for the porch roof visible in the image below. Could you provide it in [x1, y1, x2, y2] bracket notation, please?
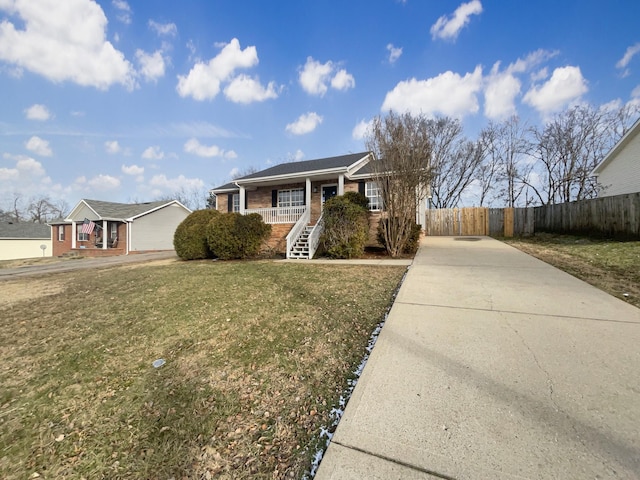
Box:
[211, 151, 374, 192]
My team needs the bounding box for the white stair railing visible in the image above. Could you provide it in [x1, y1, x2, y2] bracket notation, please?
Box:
[307, 213, 324, 260]
[285, 207, 310, 259]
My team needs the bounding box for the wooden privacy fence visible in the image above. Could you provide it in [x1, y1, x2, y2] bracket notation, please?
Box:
[424, 192, 639, 238]
[424, 207, 532, 236]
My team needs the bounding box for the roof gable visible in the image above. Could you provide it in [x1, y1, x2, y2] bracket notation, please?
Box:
[67, 199, 186, 221]
[591, 118, 640, 176]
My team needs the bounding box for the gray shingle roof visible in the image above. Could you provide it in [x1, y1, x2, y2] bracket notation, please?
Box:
[238, 152, 369, 180]
[211, 152, 371, 191]
[83, 199, 173, 220]
[0, 222, 51, 239]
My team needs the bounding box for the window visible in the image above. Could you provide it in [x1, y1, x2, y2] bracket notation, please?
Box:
[278, 188, 304, 207]
[232, 193, 240, 212]
[77, 229, 89, 242]
[365, 181, 383, 211]
[110, 223, 118, 240]
[58, 225, 65, 241]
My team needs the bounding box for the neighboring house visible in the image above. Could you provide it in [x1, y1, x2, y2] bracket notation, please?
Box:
[210, 152, 427, 259]
[0, 222, 52, 261]
[591, 119, 640, 197]
[49, 199, 191, 257]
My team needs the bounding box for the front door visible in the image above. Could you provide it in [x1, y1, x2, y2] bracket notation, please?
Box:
[322, 185, 338, 206]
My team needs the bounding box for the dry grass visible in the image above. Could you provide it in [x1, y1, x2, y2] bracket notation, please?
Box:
[504, 233, 640, 308]
[0, 260, 406, 479]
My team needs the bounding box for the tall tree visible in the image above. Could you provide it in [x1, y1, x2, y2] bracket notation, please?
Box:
[427, 117, 483, 208]
[525, 105, 613, 204]
[366, 112, 432, 257]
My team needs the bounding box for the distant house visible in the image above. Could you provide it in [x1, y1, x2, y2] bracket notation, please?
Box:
[0, 222, 52, 261]
[49, 199, 191, 257]
[210, 152, 427, 259]
[591, 119, 640, 197]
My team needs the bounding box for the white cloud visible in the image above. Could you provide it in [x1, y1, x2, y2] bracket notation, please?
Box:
[298, 57, 355, 96]
[149, 174, 204, 193]
[1, 154, 47, 179]
[112, 0, 131, 24]
[331, 69, 355, 91]
[25, 136, 53, 156]
[616, 42, 640, 77]
[25, 104, 51, 121]
[136, 49, 165, 83]
[87, 174, 121, 190]
[430, 0, 483, 41]
[148, 20, 177, 37]
[386, 44, 402, 64]
[121, 164, 144, 175]
[176, 38, 259, 101]
[382, 66, 483, 118]
[352, 119, 373, 140]
[0, 0, 136, 90]
[223, 74, 278, 103]
[523, 66, 588, 114]
[285, 112, 323, 135]
[484, 72, 521, 120]
[142, 146, 164, 160]
[184, 138, 237, 158]
[105, 140, 121, 154]
[293, 149, 304, 162]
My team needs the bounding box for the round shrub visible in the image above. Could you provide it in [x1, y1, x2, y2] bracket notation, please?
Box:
[320, 196, 369, 259]
[342, 191, 370, 210]
[206, 212, 271, 260]
[173, 209, 220, 260]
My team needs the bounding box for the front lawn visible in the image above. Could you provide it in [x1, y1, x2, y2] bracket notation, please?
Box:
[0, 260, 406, 479]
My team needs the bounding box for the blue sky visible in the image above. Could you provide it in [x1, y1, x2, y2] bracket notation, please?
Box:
[1, 0, 640, 209]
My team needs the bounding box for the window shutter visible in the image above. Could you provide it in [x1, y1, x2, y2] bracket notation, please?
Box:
[245, 192, 248, 209]
[358, 181, 365, 195]
[272, 190, 277, 207]
[302, 186, 306, 206]
[227, 194, 233, 212]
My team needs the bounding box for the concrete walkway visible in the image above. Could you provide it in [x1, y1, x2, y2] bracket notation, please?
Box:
[316, 236, 640, 480]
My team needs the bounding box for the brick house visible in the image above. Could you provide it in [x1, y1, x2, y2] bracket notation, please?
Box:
[210, 152, 427, 259]
[49, 199, 191, 257]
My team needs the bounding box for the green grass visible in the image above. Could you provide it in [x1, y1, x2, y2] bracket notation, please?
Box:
[0, 260, 406, 479]
[503, 233, 640, 308]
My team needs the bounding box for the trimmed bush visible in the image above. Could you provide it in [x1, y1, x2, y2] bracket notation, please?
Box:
[342, 191, 370, 210]
[173, 209, 220, 260]
[320, 196, 369, 259]
[206, 212, 271, 260]
[377, 219, 422, 255]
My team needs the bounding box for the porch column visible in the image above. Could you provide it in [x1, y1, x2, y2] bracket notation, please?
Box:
[338, 174, 344, 195]
[239, 185, 246, 215]
[305, 178, 311, 208]
[71, 221, 77, 249]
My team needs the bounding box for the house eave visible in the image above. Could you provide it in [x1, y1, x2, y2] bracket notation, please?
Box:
[590, 117, 640, 177]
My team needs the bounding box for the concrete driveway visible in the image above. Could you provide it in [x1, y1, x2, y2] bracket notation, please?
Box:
[316, 236, 640, 479]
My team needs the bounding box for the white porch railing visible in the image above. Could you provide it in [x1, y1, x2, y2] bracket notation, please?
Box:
[285, 207, 310, 259]
[244, 206, 306, 224]
[307, 212, 324, 260]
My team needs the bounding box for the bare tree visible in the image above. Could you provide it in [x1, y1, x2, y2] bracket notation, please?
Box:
[427, 117, 483, 208]
[525, 105, 613, 204]
[478, 117, 531, 207]
[155, 186, 208, 210]
[231, 165, 259, 180]
[27, 196, 55, 223]
[366, 111, 432, 257]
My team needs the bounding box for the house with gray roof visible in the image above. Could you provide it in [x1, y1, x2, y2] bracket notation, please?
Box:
[210, 152, 427, 259]
[0, 221, 52, 261]
[49, 199, 191, 257]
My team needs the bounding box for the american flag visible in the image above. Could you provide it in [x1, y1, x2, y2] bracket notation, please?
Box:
[81, 218, 96, 235]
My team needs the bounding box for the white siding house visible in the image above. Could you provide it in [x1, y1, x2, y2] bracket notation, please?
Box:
[591, 119, 640, 197]
[129, 203, 191, 252]
[0, 222, 52, 261]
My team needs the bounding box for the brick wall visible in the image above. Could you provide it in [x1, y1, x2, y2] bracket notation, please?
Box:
[52, 221, 128, 257]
